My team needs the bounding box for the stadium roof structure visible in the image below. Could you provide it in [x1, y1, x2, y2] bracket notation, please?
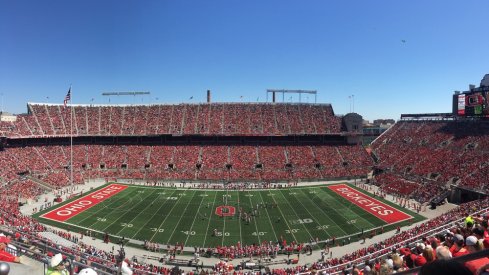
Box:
[26, 101, 332, 107]
[480, 74, 489, 87]
[400, 113, 455, 120]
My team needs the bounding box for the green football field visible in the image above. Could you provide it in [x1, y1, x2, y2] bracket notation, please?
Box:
[35, 183, 424, 248]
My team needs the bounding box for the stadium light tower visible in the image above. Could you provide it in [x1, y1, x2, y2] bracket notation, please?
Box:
[266, 89, 317, 103]
[351, 95, 355, 112]
[348, 94, 355, 113]
[102, 91, 151, 104]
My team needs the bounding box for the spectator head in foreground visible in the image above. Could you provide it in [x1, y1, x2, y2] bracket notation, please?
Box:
[49, 253, 67, 274]
[435, 246, 452, 260]
[419, 260, 472, 275]
[121, 261, 133, 275]
[454, 234, 465, 248]
[422, 247, 436, 263]
[465, 236, 482, 252]
[378, 259, 392, 275]
[472, 226, 489, 249]
[0, 236, 20, 263]
[0, 262, 9, 275]
[77, 268, 97, 275]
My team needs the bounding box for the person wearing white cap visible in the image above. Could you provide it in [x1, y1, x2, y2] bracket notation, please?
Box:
[77, 268, 98, 275]
[464, 235, 489, 274]
[46, 253, 69, 275]
[120, 261, 133, 275]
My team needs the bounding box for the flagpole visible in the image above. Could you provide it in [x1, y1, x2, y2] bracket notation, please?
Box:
[70, 85, 73, 187]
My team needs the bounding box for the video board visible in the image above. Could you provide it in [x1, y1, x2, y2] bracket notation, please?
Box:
[463, 91, 489, 117]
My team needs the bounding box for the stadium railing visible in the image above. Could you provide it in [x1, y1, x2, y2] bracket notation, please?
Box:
[4, 239, 115, 275]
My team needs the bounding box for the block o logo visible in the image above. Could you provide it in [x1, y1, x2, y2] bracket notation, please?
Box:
[215, 205, 236, 217]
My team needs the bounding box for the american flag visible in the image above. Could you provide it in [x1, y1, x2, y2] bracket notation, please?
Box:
[64, 87, 71, 107]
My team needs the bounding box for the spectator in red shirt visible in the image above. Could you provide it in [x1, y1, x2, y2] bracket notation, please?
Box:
[464, 235, 489, 274]
[451, 234, 469, 257]
[0, 236, 20, 263]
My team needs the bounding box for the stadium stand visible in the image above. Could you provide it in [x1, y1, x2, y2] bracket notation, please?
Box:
[2, 103, 341, 137]
[371, 120, 489, 202]
[0, 101, 369, 188]
[0, 144, 371, 187]
[3, 100, 489, 275]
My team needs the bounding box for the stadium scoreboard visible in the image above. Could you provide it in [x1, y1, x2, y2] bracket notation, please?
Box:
[453, 74, 489, 117]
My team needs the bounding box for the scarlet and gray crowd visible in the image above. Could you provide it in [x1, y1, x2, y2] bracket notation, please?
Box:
[372, 121, 489, 200]
[0, 143, 371, 188]
[2, 103, 341, 137]
[0, 103, 374, 186]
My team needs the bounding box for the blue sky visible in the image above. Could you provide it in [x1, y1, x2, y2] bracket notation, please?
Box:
[1, 0, 488, 121]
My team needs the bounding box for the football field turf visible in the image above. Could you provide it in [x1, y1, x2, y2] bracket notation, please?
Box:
[35, 183, 424, 248]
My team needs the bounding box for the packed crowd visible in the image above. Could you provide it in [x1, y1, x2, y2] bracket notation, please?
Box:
[0, 178, 44, 201]
[374, 173, 421, 197]
[1, 103, 342, 137]
[372, 120, 489, 200]
[0, 144, 372, 188]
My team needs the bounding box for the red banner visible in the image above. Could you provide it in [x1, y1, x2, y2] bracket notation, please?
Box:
[327, 184, 412, 223]
[41, 184, 128, 222]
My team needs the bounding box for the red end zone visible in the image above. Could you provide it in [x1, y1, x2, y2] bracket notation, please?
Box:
[328, 184, 412, 223]
[41, 184, 128, 222]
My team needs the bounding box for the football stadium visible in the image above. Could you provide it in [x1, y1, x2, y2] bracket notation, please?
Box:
[2, 79, 489, 274]
[2, 1, 489, 275]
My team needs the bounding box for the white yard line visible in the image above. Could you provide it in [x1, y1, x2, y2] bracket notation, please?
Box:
[100, 190, 157, 232]
[247, 190, 261, 243]
[113, 189, 163, 236]
[237, 191, 243, 244]
[221, 189, 229, 246]
[292, 190, 331, 239]
[183, 191, 206, 246]
[267, 190, 298, 243]
[129, 189, 178, 239]
[299, 189, 350, 236]
[309, 189, 357, 235]
[276, 190, 315, 241]
[165, 190, 197, 244]
[201, 192, 218, 248]
[148, 190, 187, 242]
[258, 191, 278, 242]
